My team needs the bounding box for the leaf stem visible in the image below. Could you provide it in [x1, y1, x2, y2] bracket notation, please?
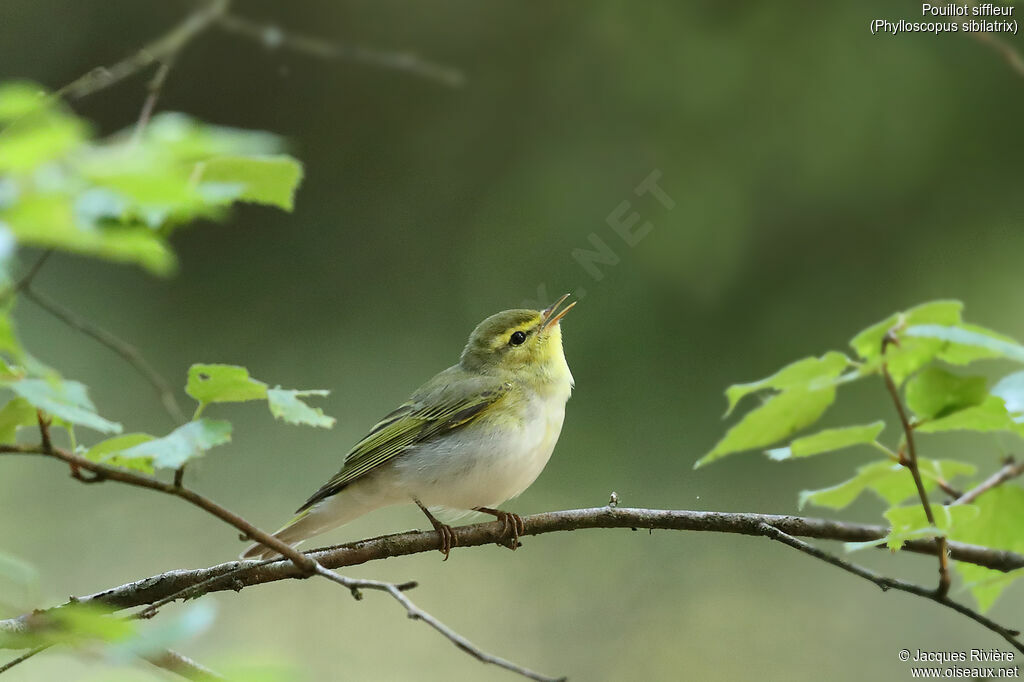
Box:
[880, 331, 951, 597]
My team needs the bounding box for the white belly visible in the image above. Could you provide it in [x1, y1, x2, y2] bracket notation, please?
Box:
[389, 389, 569, 510]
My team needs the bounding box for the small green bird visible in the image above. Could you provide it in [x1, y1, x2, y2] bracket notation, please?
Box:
[243, 295, 576, 560]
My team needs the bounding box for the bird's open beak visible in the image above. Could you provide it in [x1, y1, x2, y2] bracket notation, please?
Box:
[540, 293, 576, 332]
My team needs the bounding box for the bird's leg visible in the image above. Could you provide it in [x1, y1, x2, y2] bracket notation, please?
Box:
[474, 507, 525, 551]
[415, 499, 457, 561]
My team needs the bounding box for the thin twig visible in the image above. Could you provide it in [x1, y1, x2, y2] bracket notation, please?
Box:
[953, 457, 1024, 506]
[21, 286, 185, 424]
[57, 0, 229, 101]
[758, 523, 1023, 654]
[314, 565, 563, 682]
[0, 251, 53, 304]
[131, 56, 177, 146]
[144, 648, 225, 681]
[216, 13, 464, 87]
[0, 645, 49, 674]
[881, 331, 951, 597]
[0, 441, 313, 573]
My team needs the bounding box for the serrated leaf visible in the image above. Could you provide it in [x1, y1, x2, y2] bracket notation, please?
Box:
[85, 433, 157, 474]
[990, 371, 1024, 424]
[194, 155, 303, 211]
[915, 396, 1021, 435]
[766, 421, 884, 461]
[267, 388, 335, 428]
[905, 367, 987, 420]
[114, 419, 231, 469]
[850, 300, 963, 361]
[906, 324, 1024, 364]
[186, 364, 268, 405]
[723, 352, 849, 417]
[950, 486, 1024, 611]
[799, 458, 976, 510]
[10, 378, 121, 434]
[0, 397, 36, 441]
[697, 386, 837, 468]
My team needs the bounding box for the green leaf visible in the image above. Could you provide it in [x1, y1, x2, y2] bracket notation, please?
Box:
[267, 388, 335, 428]
[0, 85, 88, 173]
[114, 419, 231, 469]
[0, 397, 36, 441]
[3, 195, 176, 275]
[0, 603, 134, 650]
[10, 378, 121, 433]
[194, 155, 303, 211]
[905, 324, 1024, 364]
[799, 458, 976, 510]
[950, 486, 1024, 611]
[915, 396, 1021, 435]
[868, 503, 979, 552]
[186, 364, 268, 406]
[850, 300, 963, 361]
[765, 421, 884, 461]
[697, 386, 837, 468]
[904, 367, 987, 420]
[85, 433, 157, 474]
[992, 371, 1024, 423]
[723, 351, 848, 416]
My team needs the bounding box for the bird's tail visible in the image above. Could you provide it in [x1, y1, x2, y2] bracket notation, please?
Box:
[241, 510, 322, 561]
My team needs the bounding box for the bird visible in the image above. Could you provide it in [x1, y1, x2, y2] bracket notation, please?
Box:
[242, 295, 576, 560]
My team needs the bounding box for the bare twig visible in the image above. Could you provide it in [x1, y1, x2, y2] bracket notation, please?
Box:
[0, 441, 313, 573]
[758, 523, 1023, 654]
[0, 645, 49, 674]
[56, 0, 229, 102]
[953, 458, 1024, 506]
[144, 648, 225, 681]
[131, 56, 177, 146]
[216, 13, 464, 87]
[314, 566, 562, 682]
[881, 331, 951, 597]
[21, 286, 185, 424]
[0, 250, 53, 304]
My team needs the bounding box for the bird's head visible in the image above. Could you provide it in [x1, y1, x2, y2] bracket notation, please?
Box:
[459, 294, 575, 382]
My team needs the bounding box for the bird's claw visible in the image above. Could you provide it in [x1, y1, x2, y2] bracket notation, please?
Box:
[475, 507, 524, 551]
[434, 521, 457, 561]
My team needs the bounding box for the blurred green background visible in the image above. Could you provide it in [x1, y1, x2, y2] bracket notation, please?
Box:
[3, 1, 1024, 680]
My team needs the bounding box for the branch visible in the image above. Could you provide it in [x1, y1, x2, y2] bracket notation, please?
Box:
[953, 457, 1024, 506]
[0, 646, 48, 674]
[313, 565, 562, 682]
[21, 286, 185, 424]
[215, 14, 464, 87]
[144, 649, 224, 681]
[0, 508, 1017, 624]
[882, 330, 951, 596]
[55, 0, 229, 101]
[758, 524, 1023, 654]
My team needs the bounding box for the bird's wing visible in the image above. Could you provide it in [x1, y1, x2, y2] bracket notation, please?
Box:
[296, 372, 510, 512]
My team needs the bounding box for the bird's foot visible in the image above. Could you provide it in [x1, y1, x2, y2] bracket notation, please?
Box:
[416, 499, 458, 561]
[475, 507, 525, 551]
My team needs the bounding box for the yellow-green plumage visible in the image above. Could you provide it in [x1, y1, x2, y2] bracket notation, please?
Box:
[243, 298, 575, 560]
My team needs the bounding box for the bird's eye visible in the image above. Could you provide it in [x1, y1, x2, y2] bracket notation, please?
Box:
[509, 331, 527, 346]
